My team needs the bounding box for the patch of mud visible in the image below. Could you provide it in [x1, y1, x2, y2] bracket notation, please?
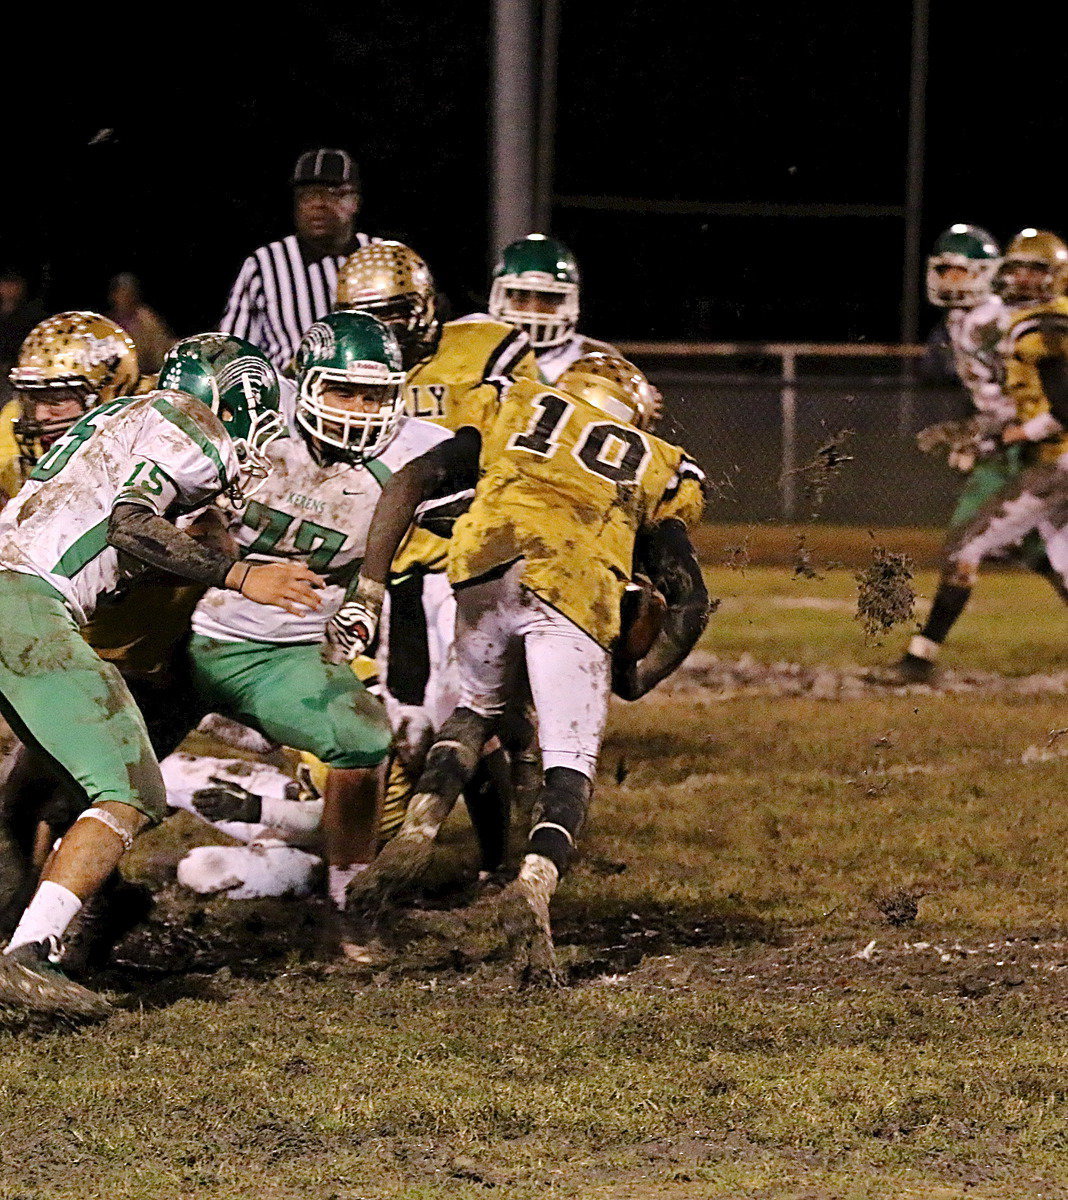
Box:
[603, 931, 1068, 1006]
[661, 651, 1068, 701]
[855, 546, 916, 638]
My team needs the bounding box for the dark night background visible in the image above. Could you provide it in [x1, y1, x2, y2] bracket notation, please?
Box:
[2, 1, 1064, 346]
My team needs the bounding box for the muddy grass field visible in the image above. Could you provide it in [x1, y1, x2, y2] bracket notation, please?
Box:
[3, 528, 1068, 1200]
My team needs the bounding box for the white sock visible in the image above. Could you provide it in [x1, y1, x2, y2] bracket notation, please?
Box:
[328, 863, 368, 910]
[5, 881, 83, 954]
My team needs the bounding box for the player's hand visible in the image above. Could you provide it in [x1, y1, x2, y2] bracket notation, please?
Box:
[191, 778, 263, 824]
[1001, 422, 1028, 445]
[227, 560, 325, 614]
[322, 599, 379, 664]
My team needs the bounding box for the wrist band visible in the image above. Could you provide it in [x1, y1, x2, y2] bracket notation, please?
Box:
[74, 807, 135, 852]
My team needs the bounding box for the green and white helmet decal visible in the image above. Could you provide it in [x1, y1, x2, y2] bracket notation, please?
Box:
[158, 334, 284, 498]
[926, 224, 1001, 308]
[294, 311, 406, 461]
[489, 233, 580, 348]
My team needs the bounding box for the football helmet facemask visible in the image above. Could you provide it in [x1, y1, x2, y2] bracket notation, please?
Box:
[995, 228, 1068, 304]
[294, 311, 406, 463]
[158, 334, 284, 501]
[489, 234, 580, 349]
[10, 311, 139, 469]
[335, 241, 439, 369]
[925, 225, 1000, 308]
[557, 352, 662, 432]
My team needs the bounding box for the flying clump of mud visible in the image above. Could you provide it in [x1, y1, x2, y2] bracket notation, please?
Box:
[790, 428, 855, 516]
[855, 546, 915, 639]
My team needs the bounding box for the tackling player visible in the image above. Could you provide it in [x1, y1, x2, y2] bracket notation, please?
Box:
[185, 311, 452, 914]
[0, 335, 320, 1021]
[894, 228, 1068, 680]
[342, 353, 710, 977]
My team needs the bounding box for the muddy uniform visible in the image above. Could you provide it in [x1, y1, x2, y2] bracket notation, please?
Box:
[947, 297, 1068, 588]
[384, 316, 539, 752]
[444, 375, 706, 777]
[189, 406, 450, 769]
[0, 391, 238, 822]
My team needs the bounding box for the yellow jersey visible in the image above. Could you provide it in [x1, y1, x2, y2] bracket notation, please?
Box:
[391, 316, 540, 578]
[0, 400, 23, 502]
[1004, 296, 1068, 463]
[447, 376, 706, 649]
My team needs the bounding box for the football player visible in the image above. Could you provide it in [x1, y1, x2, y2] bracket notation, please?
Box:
[0, 335, 320, 1020]
[0, 312, 141, 503]
[335, 241, 541, 871]
[895, 229, 1068, 680]
[185, 311, 452, 914]
[939, 240, 1068, 606]
[342, 353, 711, 978]
[488, 234, 624, 384]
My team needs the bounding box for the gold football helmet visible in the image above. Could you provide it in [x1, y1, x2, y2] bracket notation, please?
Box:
[996, 229, 1068, 303]
[335, 241, 438, 368]
[557, 353, 663, 432]
[10, 311, 139, 468]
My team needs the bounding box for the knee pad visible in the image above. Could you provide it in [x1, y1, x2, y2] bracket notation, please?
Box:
[528, 767, 592, 874]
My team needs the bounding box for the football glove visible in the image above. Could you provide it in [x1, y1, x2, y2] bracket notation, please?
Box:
[322, 578, 384, 665]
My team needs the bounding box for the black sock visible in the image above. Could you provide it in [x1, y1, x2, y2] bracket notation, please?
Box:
[920, 583, 972, 645]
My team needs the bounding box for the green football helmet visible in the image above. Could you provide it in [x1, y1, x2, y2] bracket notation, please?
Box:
[158, 334, 284, 497]
[926, 224, 1000, 308]
[489, 233, 580, 348]
[294, 311, 406, 461]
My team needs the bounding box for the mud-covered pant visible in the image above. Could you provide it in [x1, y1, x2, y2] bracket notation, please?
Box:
[453, 562, 610, 780]
[0, 571, 167, 824]
[946, 462, 1068, 587]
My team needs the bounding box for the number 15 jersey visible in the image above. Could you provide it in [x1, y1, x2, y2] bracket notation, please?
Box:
[446, 376, 706, 650]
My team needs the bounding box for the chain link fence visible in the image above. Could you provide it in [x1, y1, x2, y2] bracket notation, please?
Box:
[621, 343, 967, 527]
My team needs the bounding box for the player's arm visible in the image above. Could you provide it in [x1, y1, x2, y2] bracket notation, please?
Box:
[613, 518, 711, 701]
[107, 503, 323, 615]
[322, 429, 482, 664]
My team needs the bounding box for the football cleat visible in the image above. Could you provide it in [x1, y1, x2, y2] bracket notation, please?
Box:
[489, 234, 580, 348]
[0, 938, 113, 1024]
[925, 225, 1000, 308]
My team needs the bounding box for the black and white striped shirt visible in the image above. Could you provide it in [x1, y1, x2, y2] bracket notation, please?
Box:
[219, 233, 374, 369]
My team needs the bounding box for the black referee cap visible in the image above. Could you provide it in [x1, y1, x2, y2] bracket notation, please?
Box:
[292, 148, 359, 189]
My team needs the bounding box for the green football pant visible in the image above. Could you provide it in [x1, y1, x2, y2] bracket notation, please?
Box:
[0, 571, 167, 824]
[188, 635, 391, 769]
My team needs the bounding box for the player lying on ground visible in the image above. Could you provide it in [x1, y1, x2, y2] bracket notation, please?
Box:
[0, 335, 322, 1022]
[334, 240, 542, 872]
[340, 353, 711, 979]
[893, 229, 1068, 681]
[186, 310, 453, 915]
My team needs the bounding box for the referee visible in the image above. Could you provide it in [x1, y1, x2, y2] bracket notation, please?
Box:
[219, 148, 373, 370]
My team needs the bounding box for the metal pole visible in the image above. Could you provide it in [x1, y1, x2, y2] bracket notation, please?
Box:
[780, 349, 798, 521]
[900, 0, 929, 344]
[491, 0, 535, 267]
[533, 0, 560, 233]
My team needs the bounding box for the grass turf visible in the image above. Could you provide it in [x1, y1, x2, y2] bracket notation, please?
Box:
[1, 543, 1066, 1199]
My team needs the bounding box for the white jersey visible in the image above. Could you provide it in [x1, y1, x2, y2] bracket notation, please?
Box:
[0, 391, 236, 624]
[537, 332, 621, 384]
[192, 414, 450, 644]
[946, 296, 1018, 423]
